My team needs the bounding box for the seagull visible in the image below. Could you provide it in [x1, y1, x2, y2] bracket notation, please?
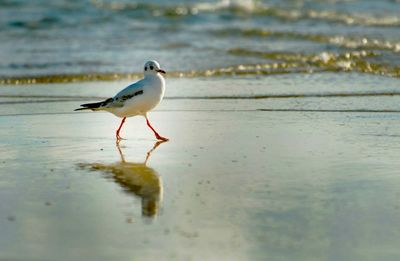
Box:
[75, 60, 168, 143]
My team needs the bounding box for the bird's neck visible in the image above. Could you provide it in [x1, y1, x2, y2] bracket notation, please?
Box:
[145, 74, 164, 82]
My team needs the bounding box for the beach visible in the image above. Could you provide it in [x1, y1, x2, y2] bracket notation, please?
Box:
[2, 73, 400, 260]
[2, 0, 400, 259]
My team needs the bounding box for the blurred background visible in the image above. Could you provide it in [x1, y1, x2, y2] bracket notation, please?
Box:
[1, 0, 399, 79]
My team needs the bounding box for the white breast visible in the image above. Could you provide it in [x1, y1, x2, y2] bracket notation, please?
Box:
[113, 75, 165, 118]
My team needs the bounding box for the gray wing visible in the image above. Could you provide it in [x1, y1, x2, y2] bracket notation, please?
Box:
[107, 79, 145, 108]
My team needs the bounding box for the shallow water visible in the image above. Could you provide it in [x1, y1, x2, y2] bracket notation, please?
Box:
[1, 74, 400, 260]
[1, 0, 400, 82]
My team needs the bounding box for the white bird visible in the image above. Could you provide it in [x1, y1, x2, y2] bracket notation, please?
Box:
[75, 60, 168, 143]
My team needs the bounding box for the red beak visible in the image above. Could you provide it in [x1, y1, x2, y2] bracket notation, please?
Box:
[157, 69, 166, 74]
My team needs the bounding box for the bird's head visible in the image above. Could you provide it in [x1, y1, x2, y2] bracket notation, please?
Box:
[143, 60, 166, 77]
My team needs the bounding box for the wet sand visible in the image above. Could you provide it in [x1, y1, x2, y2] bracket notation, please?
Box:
[2, 74, 400, 260]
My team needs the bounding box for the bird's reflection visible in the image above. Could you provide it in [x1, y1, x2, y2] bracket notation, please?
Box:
[79, 141, 166, 217]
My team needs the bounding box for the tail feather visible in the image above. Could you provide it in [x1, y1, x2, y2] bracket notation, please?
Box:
[74, 98, 113, 111]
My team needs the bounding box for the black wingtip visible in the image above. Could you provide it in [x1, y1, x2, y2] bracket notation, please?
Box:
[74, 107, 89, 111]
[74, 98, 113, 112]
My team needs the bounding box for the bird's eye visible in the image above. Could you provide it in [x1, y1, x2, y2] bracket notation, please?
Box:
[144, 66, 147, 71]
[150, 65, 154, 70]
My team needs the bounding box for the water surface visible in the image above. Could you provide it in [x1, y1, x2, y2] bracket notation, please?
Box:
[1, 0, 400, 82]
[1, 1, 400, 260]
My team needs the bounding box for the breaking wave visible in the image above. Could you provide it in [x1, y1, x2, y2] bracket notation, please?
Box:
[91, 0, 400, 27]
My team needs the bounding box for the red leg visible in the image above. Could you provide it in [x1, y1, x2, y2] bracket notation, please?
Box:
[116, 117, 126, 143]
[146, 117, 168, 141]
